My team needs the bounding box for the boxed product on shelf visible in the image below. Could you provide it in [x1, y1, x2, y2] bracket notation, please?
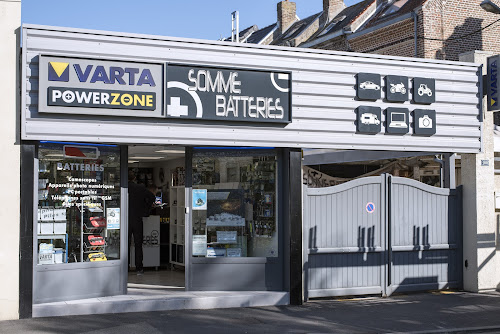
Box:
[53, 223, 66, 234]
[39, 243, 54, 265]
[40, 222, 54, 234]
[54, 248, 64, 264]
[206, 212, 245, 226]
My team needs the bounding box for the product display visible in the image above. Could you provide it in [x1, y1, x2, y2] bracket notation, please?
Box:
[37, 142, 121, 264]
[89, 216, 106, 228]
[192, 153, 278, 258]
[87, 235, 106, 246]
[88, 252, 107, 262]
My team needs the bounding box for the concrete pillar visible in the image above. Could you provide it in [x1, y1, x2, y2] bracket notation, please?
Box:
[0, 0, 21, 320]
[459, 50, 499, 292]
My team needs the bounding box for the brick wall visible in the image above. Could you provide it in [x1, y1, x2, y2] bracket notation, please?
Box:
[312, 36, 351, 52]
[349, 19, 416, 57]
[421, 0, 500, 61]
[312, 0, 500, 61]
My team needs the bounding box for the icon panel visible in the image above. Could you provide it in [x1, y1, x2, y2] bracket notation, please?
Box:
[385, 75, 409, 102]
[356, 73, 381, 100]
[356, 106, 382, 134]
[385, 107, 409, 134]
[413, 109, 436, 136]
[413, 78, 435, 104]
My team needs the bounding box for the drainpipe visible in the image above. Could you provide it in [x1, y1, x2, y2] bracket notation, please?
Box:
[434, 155, 445, 188]
[411, 11, 418, 58]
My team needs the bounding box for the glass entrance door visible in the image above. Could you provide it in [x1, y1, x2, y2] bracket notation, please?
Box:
[186, 148, 284, 291]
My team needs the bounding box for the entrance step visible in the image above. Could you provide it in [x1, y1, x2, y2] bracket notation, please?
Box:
[32, 289, 290, 318]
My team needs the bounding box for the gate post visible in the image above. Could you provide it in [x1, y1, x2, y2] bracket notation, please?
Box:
[302, 184, 308, 302]
[383, 173, 392, 297]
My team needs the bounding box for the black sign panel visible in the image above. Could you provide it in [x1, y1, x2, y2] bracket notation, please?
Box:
[412, 78, 435, 104]
[166, 64, 291, 123]
[487, 55, 500, 111]
[356, 106, 381, 134]
[413, 109, 436, 136]
[385, 107, 409, 134]
[385, 75, 409, 102]
[356, 73, 381, 100]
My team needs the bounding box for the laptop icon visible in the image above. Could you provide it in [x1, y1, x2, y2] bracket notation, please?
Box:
[389, 112, 407, 128]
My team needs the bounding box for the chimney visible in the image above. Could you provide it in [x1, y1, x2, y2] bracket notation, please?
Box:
[323, 0, 346, 21]
[277, 1, 296, 34]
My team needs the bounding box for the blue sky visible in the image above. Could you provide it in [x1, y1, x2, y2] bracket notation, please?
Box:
[22, 0, 362, 40]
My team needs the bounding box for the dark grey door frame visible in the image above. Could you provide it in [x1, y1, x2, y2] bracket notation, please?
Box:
[20, 143, 36, 319]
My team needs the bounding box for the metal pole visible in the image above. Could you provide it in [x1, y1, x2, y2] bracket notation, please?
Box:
[231, 11, 240, 43]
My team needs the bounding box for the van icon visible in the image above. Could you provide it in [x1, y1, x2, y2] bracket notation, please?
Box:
[361, 113, 380, 125]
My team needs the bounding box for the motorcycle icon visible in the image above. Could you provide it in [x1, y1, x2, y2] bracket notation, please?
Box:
[390, 83, 407, 94]
[418, 84, 433, 97]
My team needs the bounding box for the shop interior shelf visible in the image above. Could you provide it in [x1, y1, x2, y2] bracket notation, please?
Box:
[37, 233, 69, 263]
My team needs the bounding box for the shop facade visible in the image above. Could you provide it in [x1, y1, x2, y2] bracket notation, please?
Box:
[19, 24, 481, 317]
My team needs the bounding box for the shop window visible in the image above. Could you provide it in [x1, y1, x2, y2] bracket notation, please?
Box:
[192, 151, 278, 258]
[37, 142, 121, 264]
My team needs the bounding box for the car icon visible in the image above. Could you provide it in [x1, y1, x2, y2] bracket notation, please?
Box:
[359, 81, 380, 90]
[390, 83, 407, 94]
[418, 84, 433, 97]
[361, 113, 380, 125]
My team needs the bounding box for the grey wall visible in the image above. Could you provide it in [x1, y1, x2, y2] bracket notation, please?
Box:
[23, 25, 481, 153]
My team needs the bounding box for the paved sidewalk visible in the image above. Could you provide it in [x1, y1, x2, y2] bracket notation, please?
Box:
[2, 291, 500, 333]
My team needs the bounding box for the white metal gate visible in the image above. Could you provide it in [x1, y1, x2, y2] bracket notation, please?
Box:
[303, 174, 462, 300]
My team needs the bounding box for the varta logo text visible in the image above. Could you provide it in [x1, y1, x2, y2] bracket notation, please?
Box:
[73, 65, 156, 86]
[48, 62, 156, 87]
[491, 60, 498, 108]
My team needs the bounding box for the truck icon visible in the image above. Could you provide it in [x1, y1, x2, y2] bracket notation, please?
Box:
[417, 84, 433, 97]
[390, 83, 407, 94]
[361, 113, 380, 125]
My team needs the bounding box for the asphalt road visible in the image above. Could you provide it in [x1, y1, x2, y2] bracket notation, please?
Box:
[2, 291, 500, 333]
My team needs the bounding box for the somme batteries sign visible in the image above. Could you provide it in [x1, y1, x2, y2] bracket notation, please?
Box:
[166, 64, 291, 123]
[38, 56, 163, 117]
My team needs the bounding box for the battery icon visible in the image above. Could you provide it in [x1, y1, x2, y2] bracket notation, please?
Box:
[63, 145, 100, 159]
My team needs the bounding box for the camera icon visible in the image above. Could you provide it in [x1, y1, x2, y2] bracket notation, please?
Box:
[418, 115, 433, 129]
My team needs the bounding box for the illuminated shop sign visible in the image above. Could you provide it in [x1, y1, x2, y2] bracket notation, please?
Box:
[38, 56, 164, 117]
[166, 64, 291, 123]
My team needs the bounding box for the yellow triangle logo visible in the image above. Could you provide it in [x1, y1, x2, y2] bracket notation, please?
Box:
[492, 98, 497, 106]
[49, 62, 69, 77]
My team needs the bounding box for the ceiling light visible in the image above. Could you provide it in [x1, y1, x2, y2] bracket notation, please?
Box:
[128, 160, 139, 163]
[155, 150, 185, 154]
[130, 156, 163, 160]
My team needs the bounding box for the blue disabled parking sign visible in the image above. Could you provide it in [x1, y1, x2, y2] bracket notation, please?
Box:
[366, 202, 375, 213]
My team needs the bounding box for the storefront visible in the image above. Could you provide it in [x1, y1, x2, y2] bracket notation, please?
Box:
[20, 24, 481, 317]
